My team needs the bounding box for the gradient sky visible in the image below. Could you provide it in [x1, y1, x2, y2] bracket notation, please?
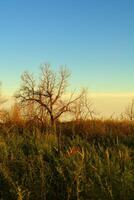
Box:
[0, 0, 134, 116]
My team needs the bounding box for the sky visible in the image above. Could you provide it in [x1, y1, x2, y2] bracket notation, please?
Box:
[0, 0, 134, 116]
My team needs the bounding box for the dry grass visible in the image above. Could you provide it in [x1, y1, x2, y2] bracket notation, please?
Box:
[0, 119, 134, 199]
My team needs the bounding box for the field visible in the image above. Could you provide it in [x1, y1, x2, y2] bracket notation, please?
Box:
[0, 119, 134, 200]
[0, 0, 133, 199]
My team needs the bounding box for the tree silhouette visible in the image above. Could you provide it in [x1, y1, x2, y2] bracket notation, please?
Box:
[16, 64, 84, 127]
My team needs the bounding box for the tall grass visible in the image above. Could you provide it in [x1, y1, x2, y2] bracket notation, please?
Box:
[0, 120, 134, 199]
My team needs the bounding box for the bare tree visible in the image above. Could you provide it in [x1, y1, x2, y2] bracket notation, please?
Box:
[16, 64, 84, 127]
[124, 99, 134, 121]
[72, 89, 95, 121]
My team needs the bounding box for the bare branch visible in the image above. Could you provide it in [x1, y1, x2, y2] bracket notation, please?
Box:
[16, 64, 83, 126]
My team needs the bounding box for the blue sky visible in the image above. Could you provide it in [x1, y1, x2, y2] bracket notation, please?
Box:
[0, 0, 134, 95]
